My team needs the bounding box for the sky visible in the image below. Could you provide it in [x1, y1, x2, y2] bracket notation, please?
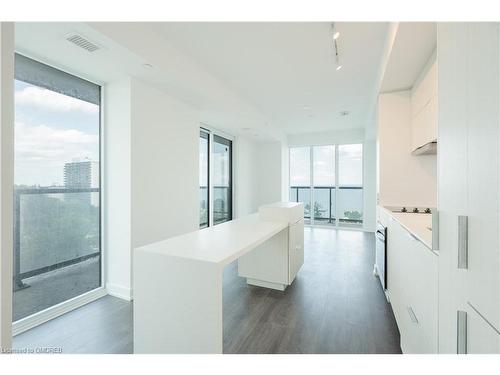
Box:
[14, 80, 100, 187]
[290, 144, 363, 187]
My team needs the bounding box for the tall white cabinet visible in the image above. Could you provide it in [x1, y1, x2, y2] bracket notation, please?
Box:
[438, 23, 500, 353]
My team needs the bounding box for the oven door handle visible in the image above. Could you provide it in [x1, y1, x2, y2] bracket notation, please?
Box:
[376, 231, 385, 241]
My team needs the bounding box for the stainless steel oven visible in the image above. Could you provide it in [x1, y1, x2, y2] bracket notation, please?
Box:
[374, 221, 387, 291]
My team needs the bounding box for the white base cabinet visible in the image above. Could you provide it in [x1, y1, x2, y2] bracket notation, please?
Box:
[238, 202, 304, 291]
[387, 218, 438, 353]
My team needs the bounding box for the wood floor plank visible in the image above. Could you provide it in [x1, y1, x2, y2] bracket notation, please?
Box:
[13, 227, 401, 354]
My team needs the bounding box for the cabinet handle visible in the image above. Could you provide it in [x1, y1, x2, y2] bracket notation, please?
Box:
[458, 216, 468, 269]
[457, 310, 468, 354]
[407, 306, 419, 324]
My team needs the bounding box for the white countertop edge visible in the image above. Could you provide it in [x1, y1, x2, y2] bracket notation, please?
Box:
[134, 213, 289, 266]
[380, 206, 438, 255]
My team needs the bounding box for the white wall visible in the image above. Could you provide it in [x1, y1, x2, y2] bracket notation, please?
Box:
[0, 22, 14, 351]
[233, 137, 289, 218]
[104, 78, 132, 300]
[233, 136, 259, 218]
[288, 128, 365, 147]
[130, 79, 199, 248]
[105, 78, 199, 300]
[363, 138, 377, 232]
[256, 141, 284, 206]
[378, 91, 437, 207]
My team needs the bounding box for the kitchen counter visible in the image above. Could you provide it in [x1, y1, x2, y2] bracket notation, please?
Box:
[133, 202, 303, 354]
[379, 206, 436, 253]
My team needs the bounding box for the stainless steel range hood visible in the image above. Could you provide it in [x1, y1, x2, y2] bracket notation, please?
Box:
[412, 141, 437, 156]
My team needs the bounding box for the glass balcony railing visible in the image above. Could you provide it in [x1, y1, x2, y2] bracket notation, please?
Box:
[13, 187, 101, 321]
[289, 185, 363, 227]
[199, 186, 232, 227]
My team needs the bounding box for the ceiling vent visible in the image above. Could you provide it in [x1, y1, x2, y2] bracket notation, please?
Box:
[65, 34, 100, 52]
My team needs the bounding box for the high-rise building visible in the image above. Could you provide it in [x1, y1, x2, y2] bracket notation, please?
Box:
[64, 160, 99, 189]
[63, 159, 99, 206]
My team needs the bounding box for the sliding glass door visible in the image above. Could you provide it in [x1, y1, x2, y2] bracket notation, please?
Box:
[199, 131, 209, 228]
[289, 144, 363, 228]
[13, 54, 102, 321]
[199, 129, 233, 227]
[212, 135, 232, 225]
[313, 145, 336, 225]
[338, 144, 363, 226]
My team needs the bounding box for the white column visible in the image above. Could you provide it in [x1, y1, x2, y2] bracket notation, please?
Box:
[0, 22, 15, 352]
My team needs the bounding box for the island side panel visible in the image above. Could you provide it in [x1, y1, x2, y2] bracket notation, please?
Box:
[133, 250, 223, 353]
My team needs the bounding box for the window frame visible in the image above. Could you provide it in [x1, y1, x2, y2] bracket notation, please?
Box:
[288, 143, 364, 229]
[11, 53, 107, 335]
[199, 125, 234, 228]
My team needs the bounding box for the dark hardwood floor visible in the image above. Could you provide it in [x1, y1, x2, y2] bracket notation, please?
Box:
[13, 227, 401, 354]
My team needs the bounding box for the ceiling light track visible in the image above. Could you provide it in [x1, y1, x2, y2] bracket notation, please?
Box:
[331, 23, 342, 71]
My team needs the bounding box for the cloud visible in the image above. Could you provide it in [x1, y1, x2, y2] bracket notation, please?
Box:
[14, 122, 99, 186]
[15, 86, 99, 114]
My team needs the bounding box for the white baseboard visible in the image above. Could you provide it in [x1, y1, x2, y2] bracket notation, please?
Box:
[106, 283, 133, 301]
[13, 287, 107, 336]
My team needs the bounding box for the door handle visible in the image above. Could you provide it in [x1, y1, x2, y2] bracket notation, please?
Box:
[407, 306, 419, 324]
[457, 310, 467, 354]
[458, 216, 468, 269]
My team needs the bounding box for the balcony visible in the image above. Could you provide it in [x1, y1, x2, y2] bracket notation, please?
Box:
[199, 186, 232, 228]
[13, 187, 101, 322]
[289, 185, 363, 227]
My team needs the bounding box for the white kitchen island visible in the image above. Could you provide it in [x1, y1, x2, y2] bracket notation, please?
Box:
[133, 202, 304, 354]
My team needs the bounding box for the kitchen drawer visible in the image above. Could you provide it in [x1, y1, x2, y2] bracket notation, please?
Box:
[387, 218, 438, 353]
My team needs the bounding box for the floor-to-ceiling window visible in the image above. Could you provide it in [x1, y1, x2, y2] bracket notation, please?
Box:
[289, 143, 363, 228]
[199, 128, 233, 227]
[337, 144, 363, 227]
[13, 54, 102, 322]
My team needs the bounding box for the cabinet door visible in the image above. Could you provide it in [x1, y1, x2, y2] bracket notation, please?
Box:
[411, 61, 438, 150]
[465, 304, 500, 354]
[387, 220, 413, 350]
[408, 239, 439, 353]
[288, 219, 304, 283]
[464, 23, 500, 333]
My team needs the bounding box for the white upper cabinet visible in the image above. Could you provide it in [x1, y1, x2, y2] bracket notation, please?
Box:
[411, 59, 437, 151]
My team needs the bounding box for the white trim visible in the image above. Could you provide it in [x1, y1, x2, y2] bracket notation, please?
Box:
[200, 122, 235, 142]
[106, 283, 133, 301]
[12, 287, 107, 336]
[99, 84, 107, 298]
[0, 22, 15, 351]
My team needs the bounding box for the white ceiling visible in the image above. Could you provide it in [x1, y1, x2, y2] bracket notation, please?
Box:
[15, 22, 391, 139]
[151, 22, 389, 134]
[381, 22, 437, 92]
